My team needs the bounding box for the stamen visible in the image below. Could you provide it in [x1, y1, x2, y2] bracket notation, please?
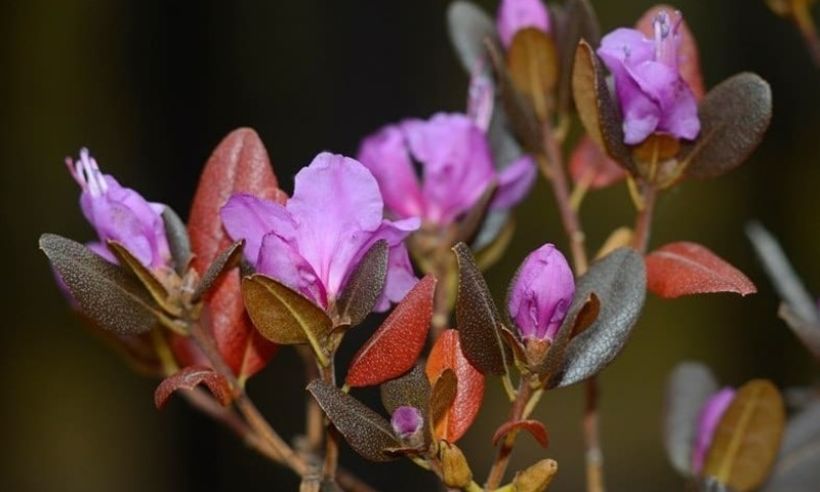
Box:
[66, 148, 108, 197]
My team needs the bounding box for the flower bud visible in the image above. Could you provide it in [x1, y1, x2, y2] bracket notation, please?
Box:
[692, 387, 736, 474]
[391, 406, 424, 447]
[508, 244, 575, 342]
[497, 0, 551, 48]
[439, 442, 473, 489]
[513, 459, 558, 492]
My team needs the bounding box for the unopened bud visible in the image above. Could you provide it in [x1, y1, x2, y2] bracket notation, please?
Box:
[440, 442, 473, 489]
[513, 459, 558, 492]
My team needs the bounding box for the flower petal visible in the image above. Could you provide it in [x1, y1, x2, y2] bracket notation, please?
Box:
[490, 155, 536, 211]
[220, 193, 295, 266]
[256, 232, 326, 307]
[496, 0, 551, 48]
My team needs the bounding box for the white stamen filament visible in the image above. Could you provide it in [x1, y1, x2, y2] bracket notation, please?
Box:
[67, 148, 108, 197]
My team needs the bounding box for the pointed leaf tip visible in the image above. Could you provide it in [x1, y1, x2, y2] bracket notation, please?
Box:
[646, 242, 756, 298]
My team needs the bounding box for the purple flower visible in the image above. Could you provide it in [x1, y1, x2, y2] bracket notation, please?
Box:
[391, 406, 423, 441]
[497, 0, 551, 48]
[356, 113, 536, 227]
[221, 152, 419, 312]
[66, 148, 170, 269]
[508, 244, 575, 341]
[597, 10, 700, 145]
[692, 387, 736, 474]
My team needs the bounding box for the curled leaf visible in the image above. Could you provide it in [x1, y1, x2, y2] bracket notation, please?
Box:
[646, 242, 757, 298]
[154, 366, 233, 409]
[40, 234, 161, 335]
[307, 379, 400, 462]
[337, 240, 389, 327]
[492, 419, 549, 448]
[346, 275, 436, 387]
[426, 330, 485, 443]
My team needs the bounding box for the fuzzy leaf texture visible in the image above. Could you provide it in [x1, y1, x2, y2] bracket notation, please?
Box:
[161, 206, 191, 275]
[154, 366, 233, 409]
[337, 240, 389, 327]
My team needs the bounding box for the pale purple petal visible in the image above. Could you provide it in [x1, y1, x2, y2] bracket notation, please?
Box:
[597, 28, 655, 68]
[496, 0, 551, 48]
[375, 243, 418, 312]
[490, 155, 536, 211]
[356, 125, 424, 220]
[87, 241, 118, 264]
[508, 244, 575, 341]
[692, 387, 736, 474]
[391, 406, 424, 439]
[221, 193, 296, 266]
[467, 72, 495, 132]
[658, 81, 700, 140]
[257, 232, 327, 307]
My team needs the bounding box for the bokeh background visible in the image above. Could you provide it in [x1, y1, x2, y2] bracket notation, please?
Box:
[2, 1, 819, 491]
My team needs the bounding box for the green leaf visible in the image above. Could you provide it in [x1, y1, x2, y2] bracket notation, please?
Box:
[241, 274, 332, 364]
[682, 73, 772, 180]
[572, 40, 635, 173]
[191, 240, 245, 303]
[704, 380, 785, 491]
[307, 379, 401, 462]
[452, 242, 512, 376]
[106, 241, 180, 316]
[337, 240, 388, 327]
[40, 233, 162, 335]
[161, 206, 191, 275]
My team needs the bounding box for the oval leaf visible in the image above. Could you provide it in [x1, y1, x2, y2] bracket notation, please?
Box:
[682, 73, 772, 180]
[546, 248, 646, 388]
[426, 330, 485, 443]
[446, 0, 498, 74]
[380, 365, 432, 446]
[40, 234, 161, 335]
[191, 240, 245, 303]
[555, 0, 601, 113]
[492, 419, 549, 448]
[242, 274, 332, 360]
[763, 399, 820, 492]
[346, 275, 436, 387]
[664, 362, 720, 476]
[307, 379, 400, 462]
[337, 240, 389, 327]
[453, 243, 511, 376]
[646, 242, 757, 298]
[161, 205, 192, 275]
[704, 380, 785, 491]
[572, 40, 635, 173]
[154, 366, 233, 409]
[106, 240, 178, 315]
[507, 28, 559, 121]
[429, 369, 458, 432]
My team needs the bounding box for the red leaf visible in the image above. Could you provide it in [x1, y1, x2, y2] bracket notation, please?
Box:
[569, 136, 626, 189]
[154, 366, 233, 409]
[492, 419, 549, 448]
[346, 275, 437, 387]
[185, 128, 285, 379]
[645, 242, 757, 298]
[425, 329, 485, 443]
[636, 5, 705, 101]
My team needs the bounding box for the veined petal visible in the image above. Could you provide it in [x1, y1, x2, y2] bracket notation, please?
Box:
[220, 193, 296, 266]
[257, 232, 327, 308]
[490, 155, 536, 211]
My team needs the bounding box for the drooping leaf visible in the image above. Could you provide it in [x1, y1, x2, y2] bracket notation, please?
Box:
[636, 4, 704, 100]
[646, 242, 757, 298]
[307, 379, 401, 462]
[492, 419, 549, 448]
[572, 40, 635, 173]
[681, 73, 772, 180]
[569, 135, 627, 189]
[452, 243, 512, 376]
[154, 366, 233, 409]
[555, 0, 601, 114]
[429, 369, 458, 433]
[191, 240, 245, 303]
[40, 234, 161, 335]
[161, 206, 191, 275]
[106, 240, 179, 315]
[446, 0, 498, 74]
[664, 362, 720, 476]
[507, 28, 559, 122]
[545, 248, 646, 388]
[762, 399, 820, 492]
[704, 380, 785, 491]
[746, 222, 820, 324]
[187, 128, 284, 379]
[426, 330, 485, 443]
[346, 275, 436, 387]
[778, 303, 820, 360]
[337, 240, 389, 327]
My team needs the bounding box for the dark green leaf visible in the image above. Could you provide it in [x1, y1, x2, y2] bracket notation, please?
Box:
[380, 364, 432, 446]
[446, 0, 498, 75]
[555, 0, 601, 114]
[191, 240, 245, 303]
[453, 242, 512, 376]
[307, 379, 400, 462]
[162, 206, 191, 275]
[241, 274, 332, 363]
[337, 240, 389, 327]
[40, 233, 161, 335]
[682, 73, 772, 180]
[106, 240, 178, 316]
[572, 40, 635, 173]
[763, 399, 820, 492]
[546, 248, 646, 388]
[664, 362, 720, 476]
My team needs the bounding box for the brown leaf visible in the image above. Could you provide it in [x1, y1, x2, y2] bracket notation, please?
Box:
[704, 380, 785, 491]
[646, 242, 757, 298]
[154, 366, 233, 409]
[507, 28, 559, 121]
[492, 419, 549, 448]
[106, 240, 179, 316]
[429, 369, 458, 432]
[191, 240, 245, 303]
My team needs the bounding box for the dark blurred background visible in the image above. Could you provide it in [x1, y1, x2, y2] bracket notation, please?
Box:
[1, 1, 818, 491]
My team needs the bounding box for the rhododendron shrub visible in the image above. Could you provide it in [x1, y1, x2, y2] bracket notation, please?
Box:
[40, 2, 820, 491]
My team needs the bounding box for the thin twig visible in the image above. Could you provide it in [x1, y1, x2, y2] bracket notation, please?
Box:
[485, 379, 538, 489]
[321, 360, 340, 482]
